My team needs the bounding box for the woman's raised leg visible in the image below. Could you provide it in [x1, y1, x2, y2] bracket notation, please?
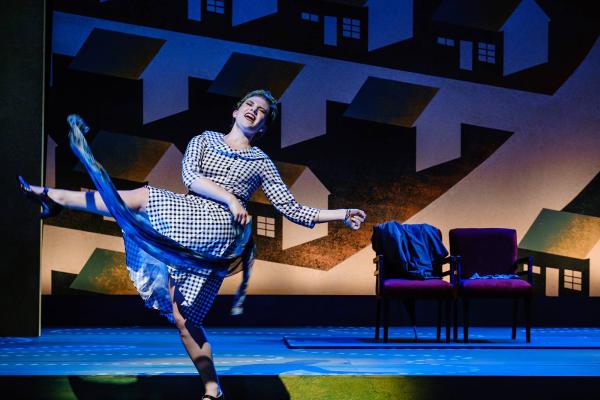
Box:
[169, 280, 222, 399]
[26, 185, 149, 217]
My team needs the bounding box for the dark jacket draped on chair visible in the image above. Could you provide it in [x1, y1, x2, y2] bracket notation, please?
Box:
[372, 222, 448, 279]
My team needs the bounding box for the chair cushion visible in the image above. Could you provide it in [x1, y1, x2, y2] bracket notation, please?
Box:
[383, 278, 453, 297]
[459, 278, 532, 297]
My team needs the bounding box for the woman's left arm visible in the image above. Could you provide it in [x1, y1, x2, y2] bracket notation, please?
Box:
[260, 159, 366, 230]
[315, 208, 366, 230]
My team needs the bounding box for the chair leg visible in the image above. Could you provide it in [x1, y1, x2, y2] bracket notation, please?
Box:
[445, 299, 451, 343]
[512, 299, 518, 340]
[383, 298, 390, 343]
[463, 298, 470, 343]
[375, 297, 381, 340]
[436, 299, 442, 342]
[453, 298, 458, 342]
[403, 299, 418, 341]
[525, 296, 532, 343]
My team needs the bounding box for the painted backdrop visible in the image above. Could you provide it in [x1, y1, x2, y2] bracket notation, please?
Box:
[43, 1, 600, 300]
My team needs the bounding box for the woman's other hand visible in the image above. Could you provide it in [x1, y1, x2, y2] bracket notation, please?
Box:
[343, 209, 366, 230]
[227, 196, 250, 225]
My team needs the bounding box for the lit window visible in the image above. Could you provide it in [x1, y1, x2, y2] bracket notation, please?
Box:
[207, 0, 225, 14]
[564, 269, 582, 291]
[437, 36, 455, 47]
[477, 42, 496, 64]
[342, 18, 361, 39]
[257, 216, 276, 238]
[301, 12, 319, 22]
[524, 264, 541, 274]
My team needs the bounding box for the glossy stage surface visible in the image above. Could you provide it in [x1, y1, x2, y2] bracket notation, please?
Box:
[1, 326, 599, 399]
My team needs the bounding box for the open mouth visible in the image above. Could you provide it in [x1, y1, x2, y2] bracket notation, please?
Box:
[244, 113, 256, 122]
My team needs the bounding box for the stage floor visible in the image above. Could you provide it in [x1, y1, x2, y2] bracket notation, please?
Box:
[2, 326, 600, 377]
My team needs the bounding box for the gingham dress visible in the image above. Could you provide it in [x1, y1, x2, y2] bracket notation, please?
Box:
[124, 131, 319, 327]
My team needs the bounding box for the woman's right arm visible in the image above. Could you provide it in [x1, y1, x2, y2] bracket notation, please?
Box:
[182, 134, 250, 225]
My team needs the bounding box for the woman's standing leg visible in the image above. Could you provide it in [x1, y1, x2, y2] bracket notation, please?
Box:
[169, 280, 222, 399]
[25, 185, 149, 217]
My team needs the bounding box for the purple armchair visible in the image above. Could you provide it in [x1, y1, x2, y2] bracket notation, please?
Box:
[373, 227, 455, 343]
[449, 228, 533, 343]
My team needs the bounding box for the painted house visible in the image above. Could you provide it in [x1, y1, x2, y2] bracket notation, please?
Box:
[66, 248, 136, 295]
[344, 76, 439, 171]
[432, 0, 550, 76]
[344, 76, 438, 127]
[58, 27, 165, 127]
[248, 161, 330, 251]
[207, 52, 304, 104]
[187, 0, 277, 26]
[60, 129, 191, 234]
[76, 131, 187, 194]
[281, 0, 414, 53]
[518, 209, 600, 297]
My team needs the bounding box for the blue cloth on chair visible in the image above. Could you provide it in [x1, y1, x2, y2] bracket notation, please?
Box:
[372, 222, 448, 279]
[469, 273, 519, 280]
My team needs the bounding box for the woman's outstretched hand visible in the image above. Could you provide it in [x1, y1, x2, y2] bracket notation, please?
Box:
[343, 209, 367, 230]
[227, 196, 250, 225]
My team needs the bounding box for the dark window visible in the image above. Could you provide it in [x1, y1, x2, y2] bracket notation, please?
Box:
[206, 0, 225, 14]
[301, 12, 319, 22]
[342, 18, 361, 39]
[437, 36, 455, 47]
[477, 42, 496, 64]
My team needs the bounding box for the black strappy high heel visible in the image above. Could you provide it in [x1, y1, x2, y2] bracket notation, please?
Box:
[202, 395, 224, 400]
[202, 389, 224, 400]
[17, 176, 63, 219]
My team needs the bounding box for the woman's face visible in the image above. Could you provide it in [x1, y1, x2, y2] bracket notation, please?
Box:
[232, 95, 270, 135]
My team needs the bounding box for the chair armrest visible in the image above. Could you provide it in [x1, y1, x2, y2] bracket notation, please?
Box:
[437, 256, 454, 266]
[515, 256, 532, 265]
[373, 255, 385, 295]
[514, 256, 533, 284]
[433, 256, 457, 285]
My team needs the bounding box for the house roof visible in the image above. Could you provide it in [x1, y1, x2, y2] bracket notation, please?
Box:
[562, 170, 600, 218]
[343, 77, 439, 128]
[519, 208, 600, 259]
[208, 53, 304, 100]
[432, 0, 522, 31]
[250, 161, 326, 205]
[69, 248, 137, 295]
[69, 28, 165, 79]
[75, 131, 171, 182]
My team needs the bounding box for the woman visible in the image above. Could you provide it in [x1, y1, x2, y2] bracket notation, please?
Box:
[19, 89, 366, 399]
